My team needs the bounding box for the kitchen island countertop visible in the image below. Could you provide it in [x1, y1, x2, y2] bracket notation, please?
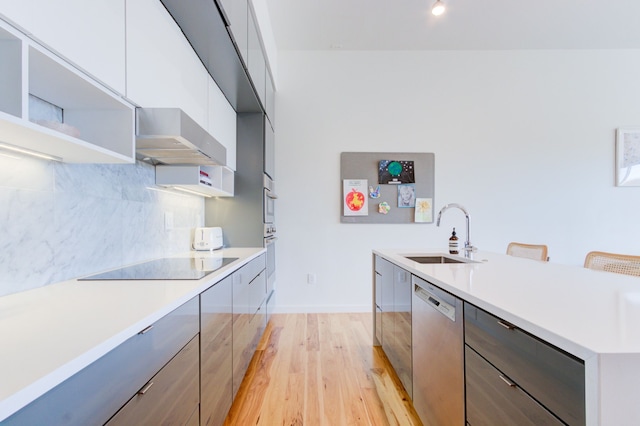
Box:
[0, 247, 264, 422]
[375, 248, 640, 426]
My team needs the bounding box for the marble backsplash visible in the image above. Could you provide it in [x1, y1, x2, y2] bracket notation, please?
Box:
[0, 152, 204, 297]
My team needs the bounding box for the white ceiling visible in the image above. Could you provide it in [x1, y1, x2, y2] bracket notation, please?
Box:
[264, 0, 640, 51]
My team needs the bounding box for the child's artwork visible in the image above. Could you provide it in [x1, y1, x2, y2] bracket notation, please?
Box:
[397, 184, 416, 208]
[369, 185, 381, 199]
[343, 179, 368, 216]
[378, 160, 415, 184]
[415, 198, 433, 223]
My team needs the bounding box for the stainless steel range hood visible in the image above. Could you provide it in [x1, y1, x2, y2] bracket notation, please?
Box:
[136, 108, 226, 166]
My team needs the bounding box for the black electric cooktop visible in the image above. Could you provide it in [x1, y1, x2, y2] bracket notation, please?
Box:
[79, 257, 238, 281]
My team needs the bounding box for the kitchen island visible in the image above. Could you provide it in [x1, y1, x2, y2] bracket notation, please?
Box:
[374, 249, 640, 426]
[0, 247, 265, 423]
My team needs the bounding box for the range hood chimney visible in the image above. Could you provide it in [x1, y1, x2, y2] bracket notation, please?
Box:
[135, 108, 226, 166]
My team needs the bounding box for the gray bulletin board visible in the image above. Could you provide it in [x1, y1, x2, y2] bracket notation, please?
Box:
[340, 152, 435, 224]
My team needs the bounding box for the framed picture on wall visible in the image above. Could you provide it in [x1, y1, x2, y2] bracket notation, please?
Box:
[616, 128, 640, 186]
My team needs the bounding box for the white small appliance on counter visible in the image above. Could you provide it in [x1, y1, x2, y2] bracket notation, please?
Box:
[193, 227, 223, 251]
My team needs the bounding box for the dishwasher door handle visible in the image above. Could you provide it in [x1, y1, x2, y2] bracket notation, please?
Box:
[415, 285, 456, 322]
[415, 286, 435, 305]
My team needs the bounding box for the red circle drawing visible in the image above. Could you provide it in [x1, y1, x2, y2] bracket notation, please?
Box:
[346, 188, 365, 211]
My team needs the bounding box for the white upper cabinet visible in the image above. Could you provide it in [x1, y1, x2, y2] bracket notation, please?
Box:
[208, 78, 237, 171]
[0, 0, 126, 95]
[0, 19, 135, 163]
[219, 0, 248, 67]
[125, 0, 208, 130]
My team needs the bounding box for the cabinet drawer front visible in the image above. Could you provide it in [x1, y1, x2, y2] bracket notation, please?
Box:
[234, 255, 266, 317]
[374, 255, 394, 275]
[4, 297, 199, 426]
[106, 335, 200, 425]
[464, 303, 585, 426]
[240, 254, 266, 285]
[465, 346, 564, 426]
[248, 270, 267, 314]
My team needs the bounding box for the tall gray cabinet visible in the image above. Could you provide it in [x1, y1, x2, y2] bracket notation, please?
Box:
[200, 254, 266, 426]
[374, 255, 412, 398]
[200, 275, 233, 426]
[206, 113, 266, 248]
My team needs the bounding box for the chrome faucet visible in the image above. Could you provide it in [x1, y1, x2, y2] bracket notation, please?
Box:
[436, 203, 477, 256]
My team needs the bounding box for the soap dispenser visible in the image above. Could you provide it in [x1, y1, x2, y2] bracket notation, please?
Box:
[449, 228, 459, 254]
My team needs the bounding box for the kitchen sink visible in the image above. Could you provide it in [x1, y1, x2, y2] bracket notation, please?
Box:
[404, 255, 471, 264]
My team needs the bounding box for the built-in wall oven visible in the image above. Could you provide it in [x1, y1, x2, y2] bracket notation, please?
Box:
[263, 174, 277, 292]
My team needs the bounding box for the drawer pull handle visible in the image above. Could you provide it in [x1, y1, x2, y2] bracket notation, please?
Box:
[497, 320, 515, 330]
[138, 325, 154, 335]
[138, 381, 154, 395]
[499, 374, 516, 388]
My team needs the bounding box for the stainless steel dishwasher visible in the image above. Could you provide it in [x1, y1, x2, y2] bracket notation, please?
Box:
[412, 275, 464, 426]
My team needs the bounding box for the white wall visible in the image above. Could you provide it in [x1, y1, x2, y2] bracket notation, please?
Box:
[274, 49, 640, 313]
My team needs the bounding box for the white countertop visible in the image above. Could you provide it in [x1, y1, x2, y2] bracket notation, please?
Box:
[375, 248, 640, 425]
[0, 247, 264, 422]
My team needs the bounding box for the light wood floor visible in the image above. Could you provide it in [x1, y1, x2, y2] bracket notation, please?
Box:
[224, 313, 422, 426]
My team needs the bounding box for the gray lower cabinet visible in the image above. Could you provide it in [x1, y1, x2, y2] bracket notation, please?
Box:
[106, 335, 200, 425]
[391, 265, 412, 397]
[186, 406, 200, 426]
[249, 270, 268, 351]
[4, 256, 270, 425]
[374, 277, 383, 346]
[265, 287, 276, 323]
[464, 302, 585, 426]
[3, 297, 199, 426]
[375, 255, 393, 350]
[374, 255, 412, 397]
[232, 254, 267, 398]
[200, 274, 233, 426]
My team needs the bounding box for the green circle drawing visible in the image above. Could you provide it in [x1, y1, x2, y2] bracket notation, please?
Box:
[387, 161, 402, 176]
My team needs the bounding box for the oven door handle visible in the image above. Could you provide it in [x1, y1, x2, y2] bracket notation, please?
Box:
[265, 237, 278, 245]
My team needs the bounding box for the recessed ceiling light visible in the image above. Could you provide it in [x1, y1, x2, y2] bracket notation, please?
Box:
[432, 0, 446, 16]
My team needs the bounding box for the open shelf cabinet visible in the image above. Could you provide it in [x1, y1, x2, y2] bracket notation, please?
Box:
[0, 19, 134, 163]
[156, 165, 234, 197]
